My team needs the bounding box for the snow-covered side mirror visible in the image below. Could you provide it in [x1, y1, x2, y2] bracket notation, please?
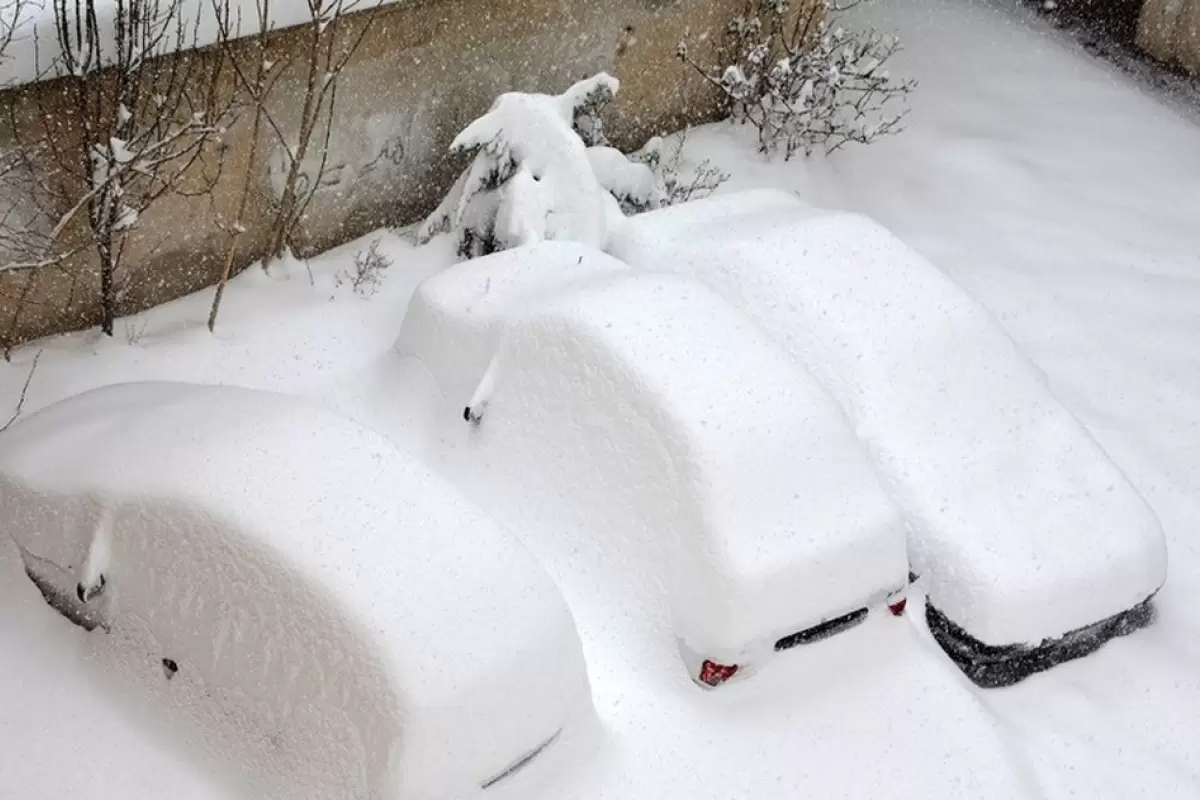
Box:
[394, 240, 629, 421]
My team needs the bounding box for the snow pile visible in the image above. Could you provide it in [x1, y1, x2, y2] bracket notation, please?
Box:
[417, 74, 656, 259]
[439, 272, 907, 673]
[0, 382, 591, 800]
[395, 240, 629, 415]
[611, 193, 1168, 647]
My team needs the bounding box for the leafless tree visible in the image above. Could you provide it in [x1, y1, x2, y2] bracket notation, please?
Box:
[679, 0, 915, 159]
[0, 0, 30, 69]
[1, 0, 235, 337]
[204, 0, 381, 330]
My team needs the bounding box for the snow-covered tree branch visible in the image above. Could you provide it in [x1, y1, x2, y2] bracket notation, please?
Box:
[0, 0, 31, 72]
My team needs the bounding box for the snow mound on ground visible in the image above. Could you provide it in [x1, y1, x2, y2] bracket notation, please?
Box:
[395, 241, 629, 414]
[449, 272, 907, 668]
[611, 194, 1167, 647]
[0, 382, 590, 800]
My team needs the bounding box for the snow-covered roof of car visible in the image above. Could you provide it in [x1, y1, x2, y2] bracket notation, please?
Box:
[0, 381, 589, 798]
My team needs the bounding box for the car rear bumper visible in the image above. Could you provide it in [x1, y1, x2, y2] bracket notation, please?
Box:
[925, 595, 1157, 688]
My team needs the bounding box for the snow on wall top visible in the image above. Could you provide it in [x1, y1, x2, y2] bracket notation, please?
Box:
[611, 192, 1168, 647]
[0, 381, 589, 799]
[460, 271, 907, 660]
[0, 0, 388, 90]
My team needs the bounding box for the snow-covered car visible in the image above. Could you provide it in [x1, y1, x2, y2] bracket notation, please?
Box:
[0, 382, 592, 800]
[419, 269, 909, 688]
[610, 190, 1169, 687]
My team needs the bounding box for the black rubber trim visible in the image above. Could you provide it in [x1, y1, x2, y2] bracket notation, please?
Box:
[926, 595, 1156, 688]
[774, 607, 869, 652]
[480, 728, 562, 790]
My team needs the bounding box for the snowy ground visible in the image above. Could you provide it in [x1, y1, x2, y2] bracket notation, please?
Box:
[3, 0, 1200, 797]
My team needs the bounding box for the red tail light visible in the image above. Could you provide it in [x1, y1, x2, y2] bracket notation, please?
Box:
[888, 596, 907, 616]
[699, 660, 739, 687]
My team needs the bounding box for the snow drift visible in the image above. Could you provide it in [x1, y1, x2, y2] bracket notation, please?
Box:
[0, 382, 591, 799]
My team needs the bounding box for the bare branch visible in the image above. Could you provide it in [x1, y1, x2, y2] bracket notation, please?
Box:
[0, 0, 238, 338]
[1, 349, 41, 429]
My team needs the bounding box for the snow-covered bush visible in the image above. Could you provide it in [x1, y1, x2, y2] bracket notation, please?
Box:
[417, 74, 659, 259]
[678, 0, 916, 159]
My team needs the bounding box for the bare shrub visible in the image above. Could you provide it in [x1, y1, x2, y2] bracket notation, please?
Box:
[631, 131, 730, 206]
[336, 237, 390, 297]
[678, 0, 916, 159]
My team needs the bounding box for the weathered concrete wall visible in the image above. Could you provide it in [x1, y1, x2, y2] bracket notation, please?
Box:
[1139, 0, 1200, 72]
[0, 0, 741, 348]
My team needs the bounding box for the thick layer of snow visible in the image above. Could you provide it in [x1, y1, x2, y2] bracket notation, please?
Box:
[4, 0, 1200, 796]
[612, 195, 1168, 646]
[0, 382, 591, 800]
[0, 232, 1027, 800]
[435, 272, 907, 669]
[395, 241, 629, 413]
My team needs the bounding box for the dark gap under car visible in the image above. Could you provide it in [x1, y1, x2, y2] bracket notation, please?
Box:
[480, 728, 562, 790]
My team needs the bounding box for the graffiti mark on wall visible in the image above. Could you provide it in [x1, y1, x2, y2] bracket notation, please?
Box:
[268, 112, 410, 202]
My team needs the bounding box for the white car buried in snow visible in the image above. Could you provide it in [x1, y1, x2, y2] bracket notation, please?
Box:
[0, 382, 592, 800]
[610, 190, 1169, 687]
[403, 262, 910, 688]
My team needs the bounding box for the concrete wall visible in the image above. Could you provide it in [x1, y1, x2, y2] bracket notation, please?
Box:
[0, 0, 744, 348]
[1139, 0, 1200, 72]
